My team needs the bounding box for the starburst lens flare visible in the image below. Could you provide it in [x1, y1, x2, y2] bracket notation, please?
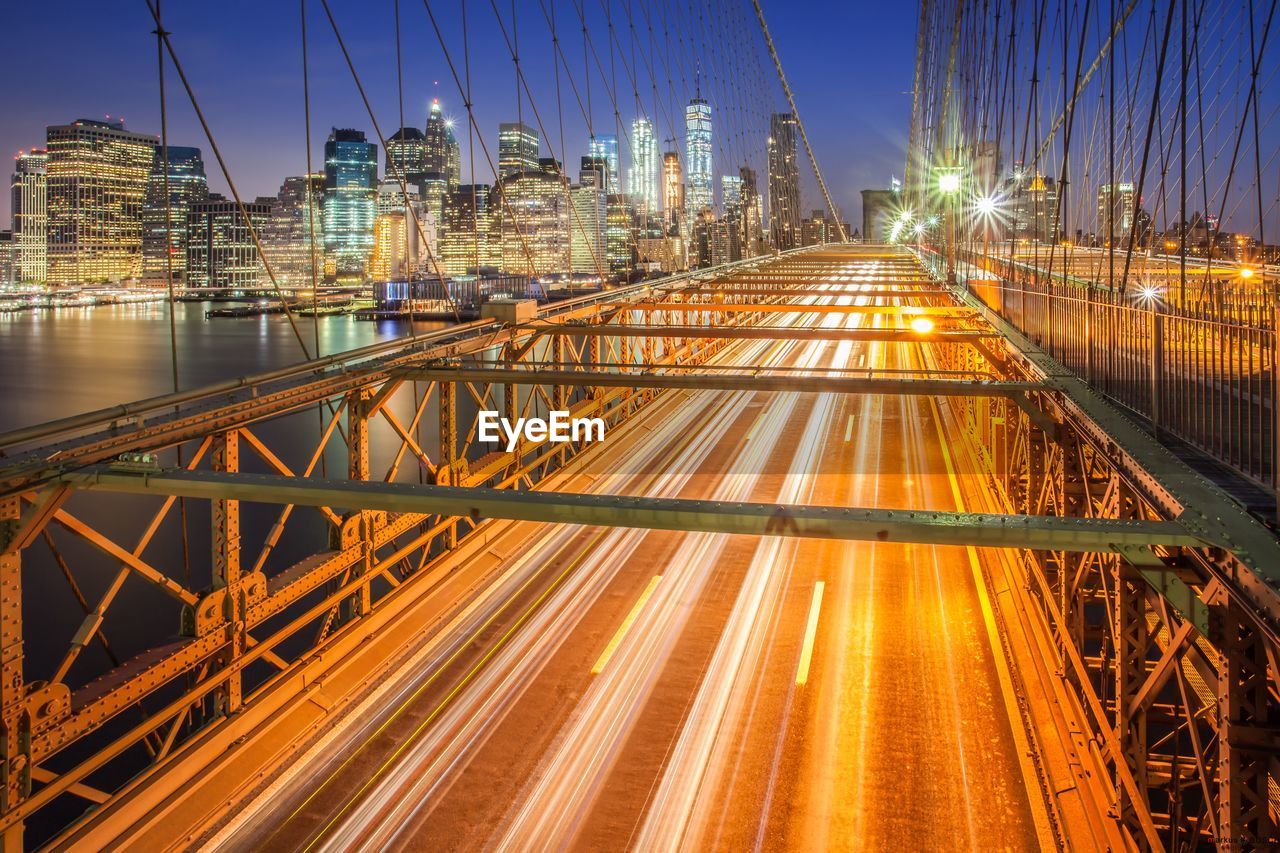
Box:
[909, 317, 935, 334]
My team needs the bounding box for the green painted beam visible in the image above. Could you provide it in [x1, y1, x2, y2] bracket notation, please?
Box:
[397, 366, 1038, 396]
[62, 468, 1209, 553]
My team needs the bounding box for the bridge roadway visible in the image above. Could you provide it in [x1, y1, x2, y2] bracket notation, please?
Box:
[200, 255, 1048, 851]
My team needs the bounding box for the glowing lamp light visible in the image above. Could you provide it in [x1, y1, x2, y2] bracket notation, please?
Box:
[909, 317, 935, 334]
[913, 222, 926, 235]
[1240, 267, 1255, 279]
[937, 171, 962, 194]
[1138, 285, 1162, 304]
[974, 195, 998, 216]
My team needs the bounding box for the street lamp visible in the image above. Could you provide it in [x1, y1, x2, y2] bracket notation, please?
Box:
[936, 167, 963, 285]
[909, 316, 935, 334]
[1240, 267, 1255, 280]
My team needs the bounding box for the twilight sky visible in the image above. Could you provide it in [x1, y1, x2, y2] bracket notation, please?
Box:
[1, 1, 917, 228]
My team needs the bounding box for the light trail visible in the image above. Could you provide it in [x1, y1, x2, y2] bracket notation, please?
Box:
[210, 254, 1043, 853]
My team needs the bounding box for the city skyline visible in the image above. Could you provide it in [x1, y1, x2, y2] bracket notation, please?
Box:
[0, 0, 916, 228]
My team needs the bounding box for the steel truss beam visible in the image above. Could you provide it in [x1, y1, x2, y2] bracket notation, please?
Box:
[398, 366, 1036, 397]
[674, 287, 953, 298]
[60, 468, 1206, 552]
[517, 323, 996, 342]
[625, 301, 974, 315]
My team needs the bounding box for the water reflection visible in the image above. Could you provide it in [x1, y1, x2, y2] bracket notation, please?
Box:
[0, 301, 444, 432]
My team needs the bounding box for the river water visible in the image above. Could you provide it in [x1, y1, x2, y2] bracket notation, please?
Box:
[0, 301, 444, 432]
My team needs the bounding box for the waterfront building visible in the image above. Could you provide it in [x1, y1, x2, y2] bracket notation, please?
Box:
[767, 112, 800, 250]
[498, 122, 540, 179]
[0, 231, 13, 285]
[141, 146, 208, 288]
[1004, 169, 1060, 243]
[45, 118, 157, 284]
[586, 134, 619, 193]
[260, 174, 324, 289]
[684, 95, 712, 219]
[10, 149, 48, 286]
[628, 118, 659, 217]
[186, 194, 272, 289]
[323, 128, 378, 282]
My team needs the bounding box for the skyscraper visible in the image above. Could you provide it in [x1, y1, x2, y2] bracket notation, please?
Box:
[498, 123, 540, 178]
[662, 151, 684, 234]
[425, 100, 461, 188]
[46, 118, 157, 284]
[739, 166, 764, 257]
[1097, 182, 1135, 247]
[186, 194, 272, 289]
[385, 127, 428, 185]
[261, 174, 324, 289]
[767, 113, 800, 251]
[441, 184, 493, 276]
[10, 149, 48, 286]
[323, 128, 378, 281]
[141, 146, 208, 287]
[570, 182, 607, 275]
[629, 118, 659, 217]
[587, 134, 619, 193]
[492, 164, 570, 275]
[721, 174, 743, 212]
[0, 232, 13, 286]
[684, 96, 712, 218]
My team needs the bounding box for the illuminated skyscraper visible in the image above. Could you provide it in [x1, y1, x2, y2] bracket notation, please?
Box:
[570, 182, 607, 274]
[492, 163, 569, 275]
[1097, 182, 1136, 247]
[323, 128, 378, 281]
[261, 174, 324, 289]
[628, 118, 659, 217]
[767, 112, 800, 250]
[46, 118, 157, 284]
[141, 146, 208, 287]
[721, 174, 743, 212]
[606, 194, 633, 273]
[385, 127, 427, 185]
[0, 232, 12, 285]
[498, 122, 540, 178]
[587, 134, 619, 193]
[186, 194, 272, 289]
[10, 149, 48, 285]
[684, 95, 712, 218]
[661, 150, 684, 234]
[441, 184, 493, 276]
[425, 100, 461, 188]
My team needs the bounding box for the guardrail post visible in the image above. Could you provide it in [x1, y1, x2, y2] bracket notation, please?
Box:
[1151, 306, 1164, 440]
[440, 381, 458, 547]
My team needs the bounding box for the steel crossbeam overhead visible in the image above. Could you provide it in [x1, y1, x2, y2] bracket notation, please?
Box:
[59, 468, 1207, 553]
[625, 302, 973, 315]
[516, 324, 997, 343]
[398, 366, 1038, 397]
[674, 287, 953, 299]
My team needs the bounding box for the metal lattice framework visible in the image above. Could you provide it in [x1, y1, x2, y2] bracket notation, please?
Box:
[1, 247, 1279, 851]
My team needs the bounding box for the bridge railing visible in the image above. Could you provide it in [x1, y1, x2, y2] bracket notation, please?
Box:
[918, 246, 1277, 491]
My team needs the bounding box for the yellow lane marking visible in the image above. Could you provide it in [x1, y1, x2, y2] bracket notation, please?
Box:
[843, 414, 855, 442]
[795, 581, 826, 685]
[592, 575, 662, 674]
